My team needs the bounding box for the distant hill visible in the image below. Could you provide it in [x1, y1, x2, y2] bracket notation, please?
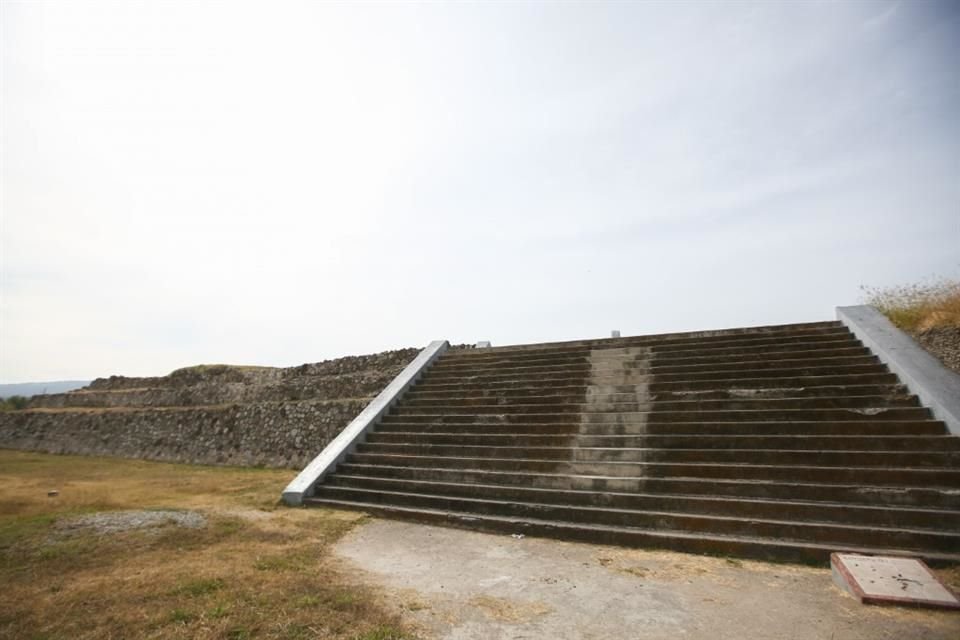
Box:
[0, 381, 90, 399]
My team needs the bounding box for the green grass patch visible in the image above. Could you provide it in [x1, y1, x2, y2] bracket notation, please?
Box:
[328, 588, 359, 611]
[296, 595, 321, 608]
[175, 577, 225, 597]
[354, 625, 413, 640]
[208, 603, 231, 619]
[254, 552, 312, 572]
[168, 608, 195, 624]
[225, 627, 252, 640]
[0, 513, 58, 551]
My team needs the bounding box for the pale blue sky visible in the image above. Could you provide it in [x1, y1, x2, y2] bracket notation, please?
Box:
[2, 0, 959, 382]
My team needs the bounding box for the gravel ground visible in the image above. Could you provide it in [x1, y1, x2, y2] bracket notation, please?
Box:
[335, 519, 960, 640]
[55, 509, 206, 536]
[913, 326, 960, 375]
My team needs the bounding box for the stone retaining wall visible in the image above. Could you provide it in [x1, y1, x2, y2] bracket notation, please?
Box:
[0, 400, 367, 468]
[0, 348, 418, 468]
[27, 371, 403, 408]
[30, 349, 419, 408]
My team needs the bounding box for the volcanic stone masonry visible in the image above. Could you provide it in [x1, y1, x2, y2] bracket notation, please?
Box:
[0, 348, 418, 468]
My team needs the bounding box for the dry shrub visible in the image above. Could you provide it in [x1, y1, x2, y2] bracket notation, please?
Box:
[861, 278, 960, 332]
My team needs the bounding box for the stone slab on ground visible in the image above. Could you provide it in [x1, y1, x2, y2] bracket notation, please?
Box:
[333, 518, 960, 640]
[832, 553, 960, 610]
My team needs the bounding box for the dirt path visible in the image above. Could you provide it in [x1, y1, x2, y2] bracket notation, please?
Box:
[334, 519, 960, 640]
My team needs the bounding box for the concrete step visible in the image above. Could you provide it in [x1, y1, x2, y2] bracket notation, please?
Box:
[405, 383, 906, 403]
[365, 432, 960, 452]
[334, 463, 960, 509]
[428, 355, 881, 380]
[345, 452, 960, 485]
[375, 420, 947, 436]
[444, 323, 849, 359]
[309, 485, 960, 553]
[432, 344, 871, 373]
[447, 334, 859, 364]
[414, 373, 902, 395]
[300, 498, 960, 566]
[398, 394, 919, 412]
[382, 407, 931, 424]
[423, 355, 883, 381]
[354, 442, 960, 467]
[421, 363, 890, 385]
[324, 474, 960, 530]
[650, 336, 860, 357]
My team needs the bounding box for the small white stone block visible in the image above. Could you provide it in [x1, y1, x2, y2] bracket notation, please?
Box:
[831, 553, 960, 610]
[475, 341, 492, 348]
[611, 330, 621, 338]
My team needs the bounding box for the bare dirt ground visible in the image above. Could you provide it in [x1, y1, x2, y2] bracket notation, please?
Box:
[334, 519, 960, 640]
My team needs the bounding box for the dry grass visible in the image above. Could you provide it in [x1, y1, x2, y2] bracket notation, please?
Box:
[0, 450, 415, 640]
[862, 278, 960, 332]
[467, 595, 552, 623]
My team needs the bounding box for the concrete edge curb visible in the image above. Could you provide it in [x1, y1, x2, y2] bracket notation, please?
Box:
[837, 305, 960, 435]
[281, 339, 449, 505]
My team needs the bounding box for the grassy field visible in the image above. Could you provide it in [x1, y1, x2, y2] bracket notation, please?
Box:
[0, 450, 414, 640]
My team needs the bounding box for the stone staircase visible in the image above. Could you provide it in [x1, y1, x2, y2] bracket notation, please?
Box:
[304, 321, 960, 564]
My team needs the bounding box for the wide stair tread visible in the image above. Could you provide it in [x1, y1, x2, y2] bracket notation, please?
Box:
[303, 497, 960, 566]
[346, 452, 960, 484]
[334, 463, 960, 509]
[366, 432, 960, 451]
[324, 474, 960, 529]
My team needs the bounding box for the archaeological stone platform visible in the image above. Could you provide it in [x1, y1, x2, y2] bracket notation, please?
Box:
[293, 320, 960, 564]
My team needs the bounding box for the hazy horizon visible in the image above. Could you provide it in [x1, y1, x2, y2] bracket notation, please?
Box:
[3, 1, 959, 384]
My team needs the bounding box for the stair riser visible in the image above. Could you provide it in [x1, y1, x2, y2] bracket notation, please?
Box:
[446, 334, 858, 365]
[334, 464, 960, 509]
[307, 499, 805, 564]
[347, 453, 567, 474]
[414, 373, 901, 394]
[446, 340, 865, 366]
[430, 356, 880, 379]
[307, 498, 960, 565]
[355, 443, 959, 467]
[594, 407, 929, 423]
[377, 422, 579, 435]
[578, 449, 959, 467]
[374, 420, 947, 436]
[422, 361, 884, 384]
[312, 488, 958, 551]
[365, 433, 960, 452]
[398, 396, 919, 412]
[576, 421, 948, 436]
[650, 336, 859, 356]
[568, 462, 960, 484]
[325, 475, 959, 530]
[445, 326, 849, 360]
[383, 407, 931, 423]
[432, 346, 872, 373]
[345, 454, 960, 485]
[653, 340, 862, 358]
[406, 384, 905, 402]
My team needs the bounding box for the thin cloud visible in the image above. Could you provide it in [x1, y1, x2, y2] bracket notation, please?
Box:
[2, 1, 958, 382]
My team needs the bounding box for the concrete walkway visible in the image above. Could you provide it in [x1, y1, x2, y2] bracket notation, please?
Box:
[333, 519, 960, 640]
